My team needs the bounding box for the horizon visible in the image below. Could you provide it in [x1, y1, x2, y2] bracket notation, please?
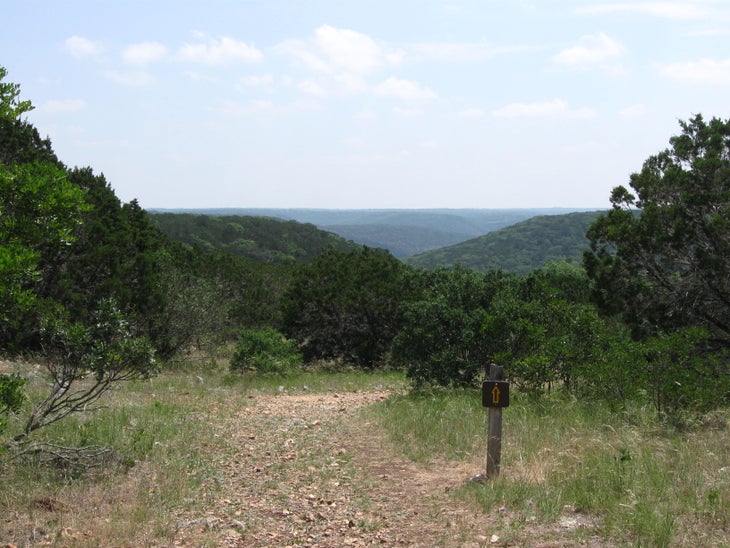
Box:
[4, 1, 729, 210]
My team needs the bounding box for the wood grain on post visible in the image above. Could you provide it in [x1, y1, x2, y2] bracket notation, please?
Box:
[487, 363, 504, 478]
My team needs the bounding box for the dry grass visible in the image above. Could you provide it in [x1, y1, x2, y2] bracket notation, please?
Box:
[372, 389, 730, 547]
[1, 361, 729, 547]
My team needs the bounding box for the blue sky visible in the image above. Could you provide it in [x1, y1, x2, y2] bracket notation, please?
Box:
[3, 0, 730, 209]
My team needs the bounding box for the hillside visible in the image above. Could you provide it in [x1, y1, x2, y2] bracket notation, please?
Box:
[150, 212, 358, 262]
[321, 224, 472, 258]
[151, 208, 595, 258]
[406, 210, 606, 274]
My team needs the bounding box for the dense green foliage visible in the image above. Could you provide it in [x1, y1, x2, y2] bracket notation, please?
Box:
[161, 207, 583, 258]
[585, 115, 730, 411]
[151, 212, 357, 262]
[391, 266, 509, 386]
[230, 327, 302, 374]
[2, 62, 729, 448]
[392, 263, 632, 400]
[407, 211, 604, 274]
[281, 247, 410, 367]
[586, 116, 730, 343]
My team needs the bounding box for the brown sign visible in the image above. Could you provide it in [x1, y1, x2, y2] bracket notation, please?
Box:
[482, 381, 510, 408]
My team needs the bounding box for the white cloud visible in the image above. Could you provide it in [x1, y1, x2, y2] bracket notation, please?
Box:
[373, 77, 438, 101]
[41, 99, 86, 113]
[103, 70, 153, 87]
[393, 106, 424, 117]
[123, 42, 168, 65]
[577, 2, 709, 20]
[298, 79, 327, 96]
[410, 42, 534, 62]
[219, 99, 276, 116]
[459, 107, 486, 118]
[354, 109, 377, 121]
[553, 32, 625, 69]
[661, 58, 730, 85]
[420, 140, 444, 150]
[242, 74, 274, 87]
[314, 25, 393, 75]
[276, 25, 402, 93]
[218, 97, 322, 117]
[180, 35, 263, 64]
[688, 27, 730, 37]
[492, 99, 596, 118]
[65, 36, 103, 57]
[619, 104, 647, 118]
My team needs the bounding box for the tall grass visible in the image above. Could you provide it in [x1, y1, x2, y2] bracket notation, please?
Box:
[370, 388, 730, 547]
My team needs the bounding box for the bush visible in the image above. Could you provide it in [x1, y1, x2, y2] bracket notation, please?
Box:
[281, 247, 410, 368]
[230, 328, 302, 374]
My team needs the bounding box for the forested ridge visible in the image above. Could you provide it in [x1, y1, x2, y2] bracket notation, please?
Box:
[151, 212, 357, 263]
[407, 211, 605, 273]
[2, 66, 730, 467]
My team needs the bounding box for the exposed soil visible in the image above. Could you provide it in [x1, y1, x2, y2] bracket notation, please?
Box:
[170, 389, 605, 547]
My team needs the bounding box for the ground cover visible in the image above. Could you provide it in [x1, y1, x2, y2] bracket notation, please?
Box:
[1, 363, 728, 547]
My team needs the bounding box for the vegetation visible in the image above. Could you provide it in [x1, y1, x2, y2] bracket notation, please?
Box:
[585, 114, 730, 413]
[230, 327, 302, 374]
[281, 246, 410, 367]
[1, 66, 729, 546]
[371, 385, 730, 547]
[320, 222, 472, 259]
[407, 211, 604, 274]
[151, 211, 357, 262]
[161, 207, 582, 259]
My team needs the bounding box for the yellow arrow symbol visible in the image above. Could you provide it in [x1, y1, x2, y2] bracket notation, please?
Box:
[491, 385, 501, 404]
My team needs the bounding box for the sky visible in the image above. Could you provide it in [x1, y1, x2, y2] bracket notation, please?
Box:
[3, 0, 730, 210]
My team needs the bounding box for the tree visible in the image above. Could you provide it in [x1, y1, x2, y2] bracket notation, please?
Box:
[0, 66, 33, 118]
[0, 162, 89, 341]
[0, 68, 160, 460]
[281, 247, 409, 367]
[585, 115, 730, 409]
[7, 300, 157, 454]
[585, 115, 730, 344]
[391, 267, 510, 387]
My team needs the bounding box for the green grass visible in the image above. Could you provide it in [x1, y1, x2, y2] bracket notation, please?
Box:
[370, 387, 730, 547]
[3, 362, 729, 547]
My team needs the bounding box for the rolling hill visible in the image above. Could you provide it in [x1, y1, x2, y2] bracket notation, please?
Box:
[405, 210, 606, 274]
[151, 208, 594, 258]
[150, 212, 358, 263]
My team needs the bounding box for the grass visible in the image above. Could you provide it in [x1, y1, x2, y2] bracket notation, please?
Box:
[0, 362, 405, 546]
[2, 360, 729, 546]
[369, 387, 730, 547]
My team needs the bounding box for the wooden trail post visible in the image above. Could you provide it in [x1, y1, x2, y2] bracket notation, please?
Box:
[482, 363, 509, 479]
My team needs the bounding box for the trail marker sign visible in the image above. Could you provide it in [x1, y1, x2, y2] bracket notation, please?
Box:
[482, 380, 510, 408]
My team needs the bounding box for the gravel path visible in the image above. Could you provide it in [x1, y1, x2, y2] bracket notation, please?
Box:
[172, 390, 494, 547]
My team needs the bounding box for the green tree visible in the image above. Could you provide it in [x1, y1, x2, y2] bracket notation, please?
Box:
[0, 68, 162, 459]
[281, 247, 409, 367]
[0, 66, 33, 118]
[585, 115, 730, 409]
[230, 327, 302, 374]
[391, 267, 512, 387]
[0, 162, 88, 334]
[8, 300, 157, 449]
[585, 115, 730, 343]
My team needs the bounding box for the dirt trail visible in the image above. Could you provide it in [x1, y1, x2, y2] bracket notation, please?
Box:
[172, 390, 496, 547]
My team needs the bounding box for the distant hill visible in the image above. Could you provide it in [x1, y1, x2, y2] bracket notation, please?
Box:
[151, 208, 596, 258]
[406, 211, 606, 274]
[150, 212, 358, 262]
[321, 224, 472, 258]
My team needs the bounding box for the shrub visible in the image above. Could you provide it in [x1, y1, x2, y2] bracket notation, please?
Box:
[230, 328, 302, 374]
